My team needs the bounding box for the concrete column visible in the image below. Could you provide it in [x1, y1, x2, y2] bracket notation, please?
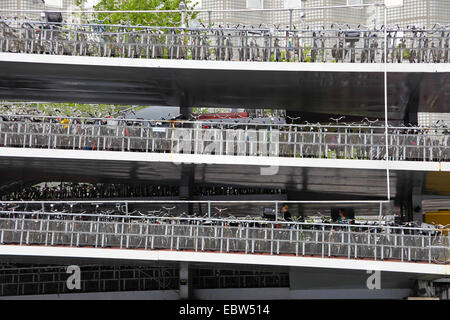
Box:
[411, 192, 423, 223]
[179, 92, 192, 120]
[179, 262, 192, 299]
[410, 172, 425, 223]
[179, 164, 195, 215]
[179, 93, 194, 215]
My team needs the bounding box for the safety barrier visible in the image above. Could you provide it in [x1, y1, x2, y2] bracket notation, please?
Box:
[0, 214, 448, 264]
[0, 119, 448, 161]
[0, 20, 449, 63]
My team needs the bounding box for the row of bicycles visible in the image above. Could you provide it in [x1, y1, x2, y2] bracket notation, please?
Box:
[2, 112, 449, 132]
[0, 202, 447, 263]
[1, 113, 448, 162]
[1, 182, 284, 201]
[0, 202, 446, 235]
[0, 16, 449, 63]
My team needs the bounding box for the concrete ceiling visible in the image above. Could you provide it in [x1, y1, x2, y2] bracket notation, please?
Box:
[0, 54, 448, 120]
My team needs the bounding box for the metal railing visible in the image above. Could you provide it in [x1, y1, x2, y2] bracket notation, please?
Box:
[0, 118, 448, 162]
[0, 264, 179, 296]
[0, 212, 448, 264]
[0, 199, 392, 222]
[0, 19, 449, 63]
[0, 263, 289, 296]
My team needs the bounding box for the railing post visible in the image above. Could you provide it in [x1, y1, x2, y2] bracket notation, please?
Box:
[220, 222, 224, 253]
[208, 202, 211, 218]
[374, 228, 377, 260]
[428, 236, 431, 263]
[321, 226, 325, 258]
[293, 126, 298, 157]
[170, 224, 174, 250]
[45, 227, 49, 245]
[408, 245, 411, 262]
[289, 9, 293, 32]
[319, 127, 323, 158]
[195, 226, 198, 252]
[401, 229, 404, 261]
[378, 202, 383, 225]
[120, 219, 124, 249]
[145, 225, 149, 250]
[302, 228, 305, 256]
[328, 234, 331, 257]
[245, 224, 249, 254]
[347, 227, 351, 259]
[345, 128, 348, 159]
[270, 228, 274, 255]
[275, 202, 278, 222]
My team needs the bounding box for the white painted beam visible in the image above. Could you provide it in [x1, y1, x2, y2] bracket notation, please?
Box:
[0, 147, 448, 172]
[0, 245, 447, 275]
[0, 52, 449, 73]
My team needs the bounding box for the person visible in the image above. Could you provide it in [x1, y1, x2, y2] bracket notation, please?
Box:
[337, 209, 350, 224]
[281, 204, 292, 221]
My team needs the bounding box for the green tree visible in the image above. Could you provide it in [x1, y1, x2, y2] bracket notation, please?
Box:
[0, 102, 148, 118]
[75, 0, 198, 27]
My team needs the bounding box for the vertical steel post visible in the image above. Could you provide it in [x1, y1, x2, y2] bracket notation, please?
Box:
[383, 4, 391, 201]
[275, 202, 278, 222]
[289, 9, 293, 32]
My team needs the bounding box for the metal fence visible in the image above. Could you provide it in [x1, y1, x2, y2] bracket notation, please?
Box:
[0, 263, 289, 296]
[0, 119, 448, 161]
[0, 20, 449, 63]
[0, 264, 179, 296]
[0, 214, 448, 264]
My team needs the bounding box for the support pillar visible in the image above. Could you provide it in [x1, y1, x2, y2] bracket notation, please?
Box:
[179, 262, 192, 300]
[179, 164, 195, 215]
[410, 172, 425, 223]
[179, 93, 192, 120]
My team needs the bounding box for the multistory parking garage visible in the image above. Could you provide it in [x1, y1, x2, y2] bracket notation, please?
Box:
[0, 3, 448, 300]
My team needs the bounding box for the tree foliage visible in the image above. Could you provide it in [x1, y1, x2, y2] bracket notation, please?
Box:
[75, 0, 198, 27]
[0, 102, 147, 118]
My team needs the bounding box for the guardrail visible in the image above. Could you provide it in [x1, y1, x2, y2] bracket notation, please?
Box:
[0, 20, 449, 63]
[0, 119, 448, 162]
[0, 213, 448, 264]
[0, 264, 179, 296]
[0, 263, 288, 296]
